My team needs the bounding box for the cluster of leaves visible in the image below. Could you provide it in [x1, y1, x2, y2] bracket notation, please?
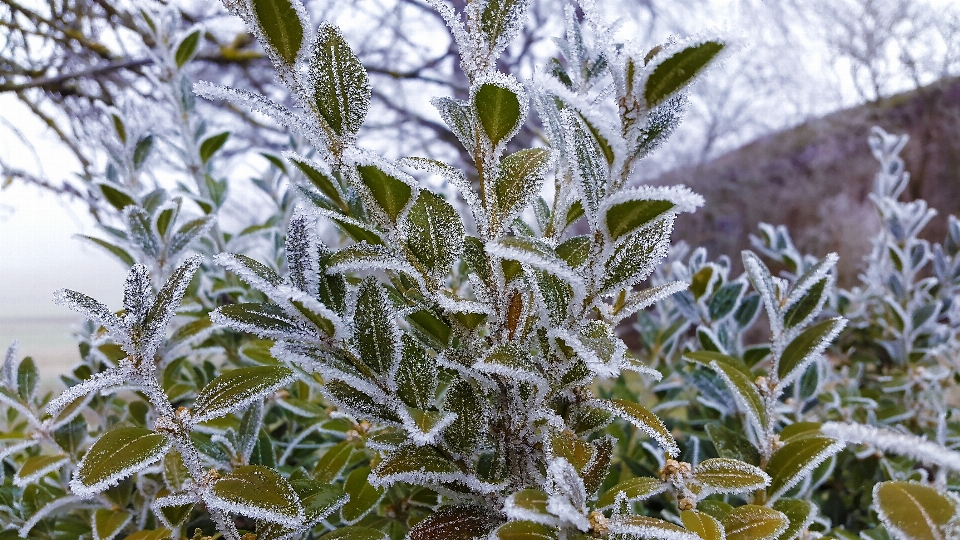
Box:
[0, 2, 958, 540]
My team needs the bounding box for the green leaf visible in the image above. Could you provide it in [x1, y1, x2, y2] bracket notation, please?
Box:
[582, 435, 614, 494]
[356, 164, 414, 222]
[504, 489, 550, 520]
[433, 97, 477, 152]
[373, 444, 458, 484]
[782, 279, 827, 329]
[595, 477, 665, 509]
[341, 466, 384, 523]
[602, 398, 678, 457]
[313, 441, 355, 483]
[214, 303, 310, 340]
[599, 217, 671, 293]
[16, 356, 37, 401]
[14, 454, 69, 486]
[319, 527, 388, 540]
[290, 156, 346, 209]
[693, 458, 770, 495]
[491, 148, 550, 230]
[405, 190, 465, 281]
[199, 131, 229, 163]
[251, 0, 304, 64]
[644, 40, 725, 108]
[607, 515, 700, 540]
[162, 452, 190, 491]
[174, 29, 201, 68]
[291, 478, 349, 523]
[443, 380, 484, 455]
[323, 380, 401, 422]
[99, 183, 137, 211]
[493, 520, 559, 540]
[396, 335, 436, 410]
[771, 498, 816, 540]
[766, 434, 841, 500]
[567, 112, 607, 220]
[193, 365, 295, 421]
[167, 217, 213, 259]
[120, 528, 172, 540]
[722, 505, 789, 540]
[73, 427, 170, 495]
[873, 481, 958, 540]
[353, 278, 400, 376]
[709, 282, 746, 321]
[407, 505, 501, 540]
[687, 353, 765, 434]
[54, 415, 87, 455]
[605, 198, 674, 240]
[475, 343, 544, 384]
[777, 318, 845, 384]
[94, 508, 131, 540]
[555, 236, 591, 268]
[705, 423, 760, 466]
[479, 0, 525, 52]
[78, 235, 136, 266]
[210, 465, 303, 527]
[681, 510, 725, 540]
[311, 24, 370, 136]
[473, 82, 522, 146]
[133, 135, 154, 170]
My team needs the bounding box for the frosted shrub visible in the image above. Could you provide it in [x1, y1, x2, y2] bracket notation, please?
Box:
[0, 1, 958, 540]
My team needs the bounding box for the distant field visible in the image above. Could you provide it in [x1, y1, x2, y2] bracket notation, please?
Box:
[0, 316, 81, 387]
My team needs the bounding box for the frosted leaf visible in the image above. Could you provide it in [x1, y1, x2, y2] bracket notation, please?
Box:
[351, 278, 402, 380]
[17, 495, 94, 539]
[70, 427, 172, 498]
[214, 253, 283, 293]
[821, 422, 960, 473]
[142, 255, 203, 361]
[598, 216, 674, 296]
[326, 243, 426, 292]
[605, 281, 688, 326]
[490, 148, 551, 233]
[205, 465, 306, 528]
[211, 302, 315, 342]
[286, 210, 321, 296]
[776, 317, 846, 390]
[561, 109, 607, 223]
[594, 399, 678, 457]
[54, 289, 132, 354]
[600, 186, 704, 242]
[398, 407, 458, 446]
[162, 318, 218, 362]
[14, 454, 70, 487]
[308, 23, 370, 138]
[124, 206, 159, 259]
[312, 207, 385, 245]
[122, 265, 153, 331]
[780, 253, 838, 335]
[47, 366, 129, 418]
[476, 0, 530, 63]
[430, 97, 478, 156]
[607, 515, 701, 540]
[400, 157, 486, 229]
[742, 251, 782, 338]
[692, 458, 770, 497]
[167, 216, 215, 262]
[486, 237, 584, 290]
[350, 152, 419, 226]
[282, 285, 346, 340]
[544, 457, 589, 531]
[424, 0, 476, 76]
[472, 344, 549, 390]
[532, 89, 566, 155]
[434, 290, 495, 318]
[0, 439, 39, 464]
[2, 340, 17, 390]
[470, 72, 527, 153]
[404, 189, 466, 283]
[503, 489, 558, 526]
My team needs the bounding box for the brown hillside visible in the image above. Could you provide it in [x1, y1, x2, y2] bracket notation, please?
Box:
[656, 76, 960, 284]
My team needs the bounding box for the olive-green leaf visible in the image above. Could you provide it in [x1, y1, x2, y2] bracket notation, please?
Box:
[694, 458, 770, 494]
[766, 434, 841, 501]
[771, 498, 816, 540]
[311, 24, 370, 136]
[473, 82, 522, 146]
[213, 303, 310, 340]
[595, 477, 666, 509]
[602, 399, 679, 457]
[290, 156, 346, 209]
[607, 515, 700, 540]
[133, 135, 153, 170]
[479, 0, 525, 53]
[199, 131, 229, 164]
[722, 505, 789, 540]
[777, 317, 845, 383]
[193, 365, 295, 421]
[405, 190, 465, 281]
[99, 184, 137, 211]
[686, 354, 765, 434]
[709, 282, 746, 321]
[644, 40, 725, 108]
[705, 423, 760, 466]
[493, 520, 559, 540]
[323, 380, 401, 422]
[353, 278, 400, 376]
[443, 380, 484, 455]
[681, 510, 725, 540]
[356, 164, 414, 222]
[605, 198, 674, 240]
[174, 30, 201, 68]
[78, 235, 136, 266]
[251, 0, 304, 64]
[373, 444, 458, 484]
[94, 508, 131, 540]
[119, 528, 172, 540]
[319, 527, 388, 540]
[407, 505, 502, 540]
[313, 441, 355, 483]
[396, 335, 436, 410]
[16, 355, 38, 402]
[291, 478, 349, 523]
[782, 279, 827, 329]
[73, 427, 170, 495]
[504, 489, 551, 520]
[209, 465, 304, 527]
[873, 481, 958, 540]
[14, 454, 69, 487]
[492, 148, 550, 230]
[341, 466, 384, 523]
